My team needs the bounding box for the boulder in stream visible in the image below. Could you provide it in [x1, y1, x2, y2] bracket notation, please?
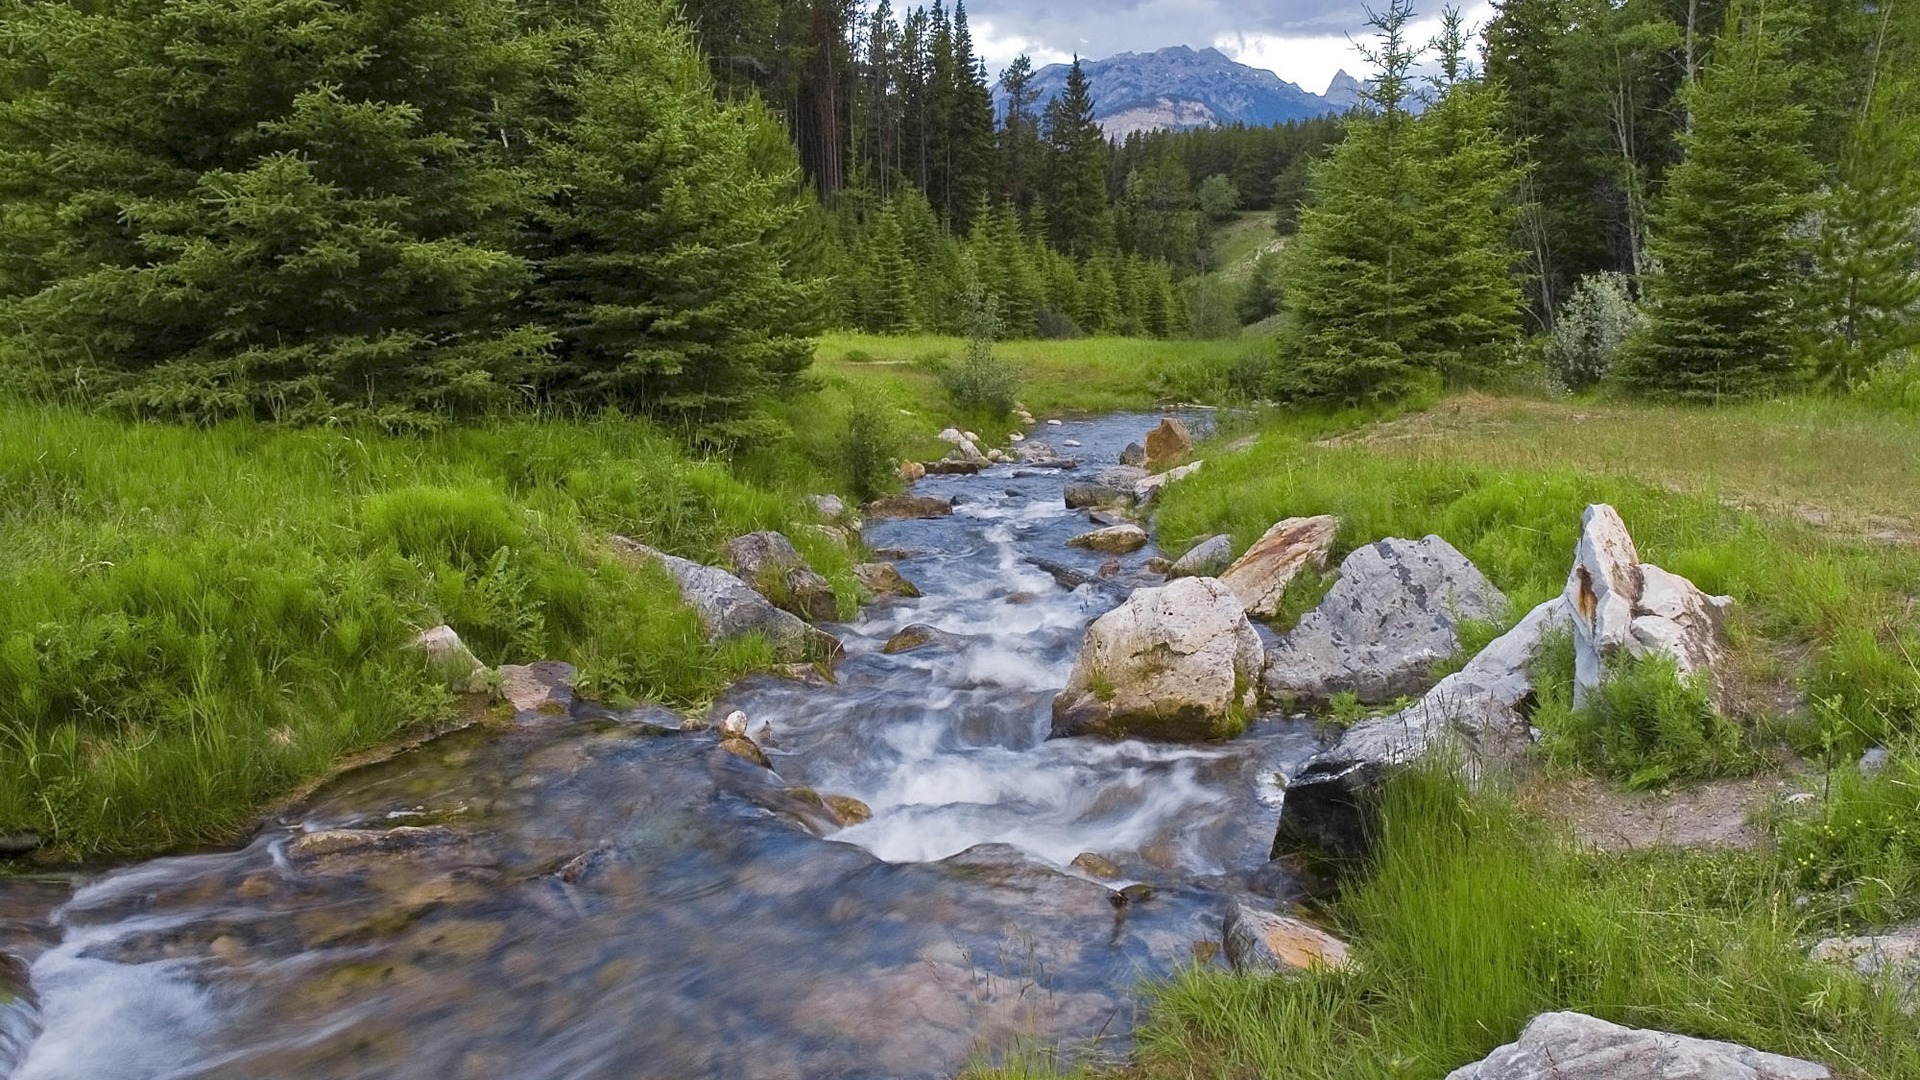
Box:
[1263, 536, 1506, 707]
[722, 531, 838, 623]
[1219, 515, 1339, 619]
[1446, 1012, 1831, 1080]
[1066, 524, 1149, 554]
[853, 562, 922, 600]
[1143, 418, 1194, 468]
[614, 537, 842, 665]
[883, 623, 968, 655]
[1051, 576, 1263, 741]
[866, 495, 952, 520]
[1063, 483, 1136, 510]
[1169, 535, 1233, 579]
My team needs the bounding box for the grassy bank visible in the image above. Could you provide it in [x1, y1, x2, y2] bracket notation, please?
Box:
[0, 404, 859, 859]
[981, 391, 1920, 1079]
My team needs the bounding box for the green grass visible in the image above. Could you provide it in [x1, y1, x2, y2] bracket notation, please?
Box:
[0, 403, 858, 858]
[1022, 768, 1920, 1080]
[1208, 211, 1284, 281]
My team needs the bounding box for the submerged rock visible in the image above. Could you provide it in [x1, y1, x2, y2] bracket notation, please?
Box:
[866, 495, 952, 520]
[287, 825, 464, 865]
[822, 794, 872, 827]
[883, 623, 968, 655]
[1051, 577, 1263, 741]
[1446, 1012, 1831, 1080]
[1143, 418, 1194, 468]
[1273, 596, 1572, 872]
[1219, 515, 1339, 619]
[853, 562, 921, 600]
[718, 736, 772, 770]
[1066, 524, 1149, 554]
[1221, 899, 1351, 975]
[1168, 534, 1233, 580]
[1070, 852, 1123, 879]
[722, 531, 838, 623]
[1064, 483, 1136, 510]
[1263, 536, 1506, 707]
[497, 661, 577, 716]
[614, 538, 842, 665]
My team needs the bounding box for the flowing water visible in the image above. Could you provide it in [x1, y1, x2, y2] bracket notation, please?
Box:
[0, 413, 1321, 1080]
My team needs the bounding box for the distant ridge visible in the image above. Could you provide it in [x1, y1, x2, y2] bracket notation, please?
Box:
[997, 46, 1361, 139]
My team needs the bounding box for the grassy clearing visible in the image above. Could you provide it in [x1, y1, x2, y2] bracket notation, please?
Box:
[1207, 212, 1284, 281]
[0, 403, 858, 859]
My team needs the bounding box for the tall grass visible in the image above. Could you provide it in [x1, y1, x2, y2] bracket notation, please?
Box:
[975, 768, 1920, 1079]
[0, 404, 852, 857]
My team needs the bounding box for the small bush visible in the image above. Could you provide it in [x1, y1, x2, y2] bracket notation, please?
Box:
[839, 398, 900, 503]
[1534, 637, 1749, 790]
[1545, 272, 1642, 392]
[942, 284, 1020, 415]
[1035, 308, 1083, 340]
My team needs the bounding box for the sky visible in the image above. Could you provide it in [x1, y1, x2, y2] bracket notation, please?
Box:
[962, 0, 1497, 95]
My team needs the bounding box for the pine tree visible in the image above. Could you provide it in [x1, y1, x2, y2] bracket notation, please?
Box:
[1278, 0, 1428, 401]
[997, 55, 1046, 217]
[1405, 9, 1529, 379]
[1622, 0, 1821, 400]
[1042, 59, 1114, 258]
[865, 203, 919, 332]
[0, 0, 549, 425]
[1802, 10, 1920, 389]
[527, 0, 820, 443]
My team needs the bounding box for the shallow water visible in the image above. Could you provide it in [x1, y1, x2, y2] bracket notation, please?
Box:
[0, 412, 1321, 1080]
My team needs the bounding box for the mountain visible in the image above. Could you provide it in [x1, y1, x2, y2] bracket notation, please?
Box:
[998, 46, 1360, 139]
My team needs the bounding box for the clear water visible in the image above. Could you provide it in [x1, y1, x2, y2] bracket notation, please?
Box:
[0, 412, 1319, 1080]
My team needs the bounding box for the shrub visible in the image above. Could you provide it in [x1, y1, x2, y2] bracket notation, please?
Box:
[1034, 308, 1083, 340]
[942, 284, 1019, 415]
[839, 398, 900, 503]
[1533, 636, 1750, 790]
[1545, 272, 1643, 392]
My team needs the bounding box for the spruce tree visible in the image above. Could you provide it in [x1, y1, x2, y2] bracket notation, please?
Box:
[1802, 12, 1920, 389]
[1622, 0, 1821, 400]
[527, 0, 820, 443]
[1278, 0, 1427, 401]
[1042, 59, 1114, 258]
[0, 0, 548, 425]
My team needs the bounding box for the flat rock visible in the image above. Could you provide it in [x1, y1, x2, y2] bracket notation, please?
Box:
[287, 825, 463, 865]
[1810, 922, 1920, 1013]
[615, 538, 841, 664]
[853, 562, 921, 599]
[865, 495, 952, 521]
[1168, 534, 1233, 579]
[1221, 899, 1351, 975]
[1133, 460, 1203, 505]
[1263, 536, 1506, 707]
[1066, 524, 1149, 554]
[1273, 596, 1572, 872]
[722, 531, 837, 623]
[1051, 577, 1262, 741]
[1446, 1011, 1830, 1080]
[1063, 483, 1136, 510]
[497, 661, 577, 716]
[883, 623, 968, 655]
[1143, 418, 1194, 468]
[1219, 515, 1339, 619]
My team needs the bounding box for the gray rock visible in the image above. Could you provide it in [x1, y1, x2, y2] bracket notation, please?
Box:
[1273, 596, 1572, 872]
[1810, 921, 1920, 1013]
[0, 833, 41, 858]
[1052, 577, 1263, 741]
[1064, 483, 1136, 510]
[1169, 534, 1233, 579]
[809, 493, 848, 519]
[722, 531, 838, 623]
[1133, 460, 1203, 505]
[1066, 524, 1149, 554]
[1860, 747, 1891, 775]
[614, 537, 842, 665]
[411, 624, 490, 694]
[1119, 442, 1146, 466]
[1222, 899, 1352, 975]
[883, 623, 968, 655]
[1263, 536, 1506, 707]
[1566, 504, 1642, 708]
[1445, 1011, 1830, 1080]
[1094, 464, 1150, 489]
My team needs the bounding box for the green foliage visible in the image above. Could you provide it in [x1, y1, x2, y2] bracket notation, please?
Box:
[1545, 272, 1644, 390]
[1236, 249, 1286, 326]
[1621, 0, 1822, 400]
[1533, 638, 1750, 789]
[1781, 741, 1920, 925]
[1195, 173, 1242, 222]
[1042, 59, 1114, 259]
[941, 283, 1019, 415]
[838, 397, 901, 503]
[0, 401, 847, 857]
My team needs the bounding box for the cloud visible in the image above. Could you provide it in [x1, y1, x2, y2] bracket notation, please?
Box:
[963, 0, 1496, 92]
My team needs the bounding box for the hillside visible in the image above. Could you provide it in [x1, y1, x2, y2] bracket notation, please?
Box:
[1000, 46, 1359, 138]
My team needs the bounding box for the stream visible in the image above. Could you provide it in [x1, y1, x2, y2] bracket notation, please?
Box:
[0, 412, 1322, 1080]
